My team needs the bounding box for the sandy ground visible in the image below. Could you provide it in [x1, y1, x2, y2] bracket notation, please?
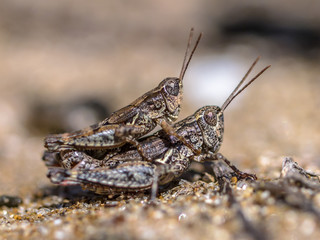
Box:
[0, 1, 320, 239]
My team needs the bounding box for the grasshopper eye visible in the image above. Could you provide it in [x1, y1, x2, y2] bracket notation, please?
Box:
[204, 110, 217, 126]
[164, 80, 180, 96]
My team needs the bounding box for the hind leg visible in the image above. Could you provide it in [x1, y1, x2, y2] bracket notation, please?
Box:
[47, 161, 157, 194]
[47, 161, 177, 200]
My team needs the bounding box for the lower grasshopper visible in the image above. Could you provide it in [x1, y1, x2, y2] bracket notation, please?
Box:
[46, 58, 270, 198]
[43, 29, 202, 166]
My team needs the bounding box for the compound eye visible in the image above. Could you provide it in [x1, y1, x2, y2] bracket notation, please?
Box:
[164, 80, 180, 96]
[204, 110, 217, 126]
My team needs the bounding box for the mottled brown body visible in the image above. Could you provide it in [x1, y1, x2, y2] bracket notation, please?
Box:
[45, 59, 270, 196]
[45, 77, 179, 150]
[47, 106, 223, 194]
[44, 30, 202, 160]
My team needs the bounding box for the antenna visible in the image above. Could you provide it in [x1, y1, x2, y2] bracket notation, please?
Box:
[179, 28, 194, 79]
[221, 58, 270, 111]
[179, 28, 202, 80]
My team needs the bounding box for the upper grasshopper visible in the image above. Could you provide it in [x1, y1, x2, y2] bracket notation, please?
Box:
[46, 58, 270, 198]
[44, 29, 202, 157]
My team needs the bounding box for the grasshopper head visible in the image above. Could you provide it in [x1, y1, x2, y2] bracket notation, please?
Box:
[194, 58, 270, 154]
[195, 106, 224, 153]
[159, 77, 183, 122]
[159, 30, 202, 123]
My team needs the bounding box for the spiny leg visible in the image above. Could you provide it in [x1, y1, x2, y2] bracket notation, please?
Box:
[193, 152, 257, 181]
[47, 124, 150, 162]
[45, 123, 146, 152]
[48, 162, 158, 194]
[47, 161, 179, 200]
[215, 153, 257, 180]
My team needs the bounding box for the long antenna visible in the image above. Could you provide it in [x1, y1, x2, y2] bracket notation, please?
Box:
[221, 59, 270, 111]
[221, 57, 260, 111]
[179, 29, 202, 80]
[179, 28, 194, 79]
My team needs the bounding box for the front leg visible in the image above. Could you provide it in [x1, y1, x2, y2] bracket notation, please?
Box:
[157, 119, 201, 155]
[193, 152, 257, 181]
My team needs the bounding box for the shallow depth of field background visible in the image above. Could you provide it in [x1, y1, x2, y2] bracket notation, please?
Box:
[0, 0, 319, 211]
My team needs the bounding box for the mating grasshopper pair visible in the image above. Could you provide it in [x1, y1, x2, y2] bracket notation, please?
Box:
[43, 29, 270, 198]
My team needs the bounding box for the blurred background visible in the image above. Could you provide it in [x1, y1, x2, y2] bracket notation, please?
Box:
[0, 0, 320, 195]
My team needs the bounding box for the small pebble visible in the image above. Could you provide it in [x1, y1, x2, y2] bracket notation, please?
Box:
[0, 195, 23, 208]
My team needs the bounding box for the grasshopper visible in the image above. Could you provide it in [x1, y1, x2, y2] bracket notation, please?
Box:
[46, 58, 270, 198]
[44, 29, 202, 164]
